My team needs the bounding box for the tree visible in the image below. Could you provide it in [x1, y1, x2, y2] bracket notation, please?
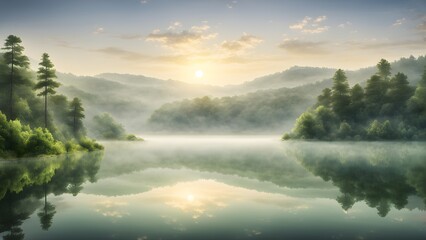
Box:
[92, 113, 126, 139]
[349, 84, 365, 121]
[316, 88, 332, 108]
[331, 69, 350, 119]
[408, 66, 426, 128]
[34, 53, 60, 129]
[69, 98, 85, 138]
[365, 75, 387, 117]
[292, 112, 324, 139]
[384, 72, 413, 115]
[377, 59, 391, 81]
[2, 35, 29, 120]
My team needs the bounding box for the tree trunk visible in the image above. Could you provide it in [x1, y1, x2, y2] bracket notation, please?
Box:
[9, 47, 14, 120]
[44, 85, 47, 129]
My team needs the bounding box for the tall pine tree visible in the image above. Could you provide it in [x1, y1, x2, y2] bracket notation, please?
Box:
[331, 69, 350, 119]
[2, 35, 29, 119]
[35, 53, 60, 128]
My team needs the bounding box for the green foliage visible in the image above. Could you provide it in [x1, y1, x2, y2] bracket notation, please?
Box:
[77, 137, 104, 151]
[91, 113, 126, 139]
[25, 128, 65, 156]
[365, 75, 387, 116]
[292, 112, 324, 139]
[0, 111, 64, 158]
[377, 59, 391, 80]
[148, 88, 313, 132]
[316, 88, 332, 108]
[0, 35, 103, 157]
[284, 59, 425, 141]
[125, 134, 143, 141]
[68, 97, 85, 138]
[331, 69, 350, 119]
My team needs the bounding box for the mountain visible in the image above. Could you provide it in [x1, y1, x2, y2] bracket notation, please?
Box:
[234, 66, 336, 92]
[56, 55, 426, 134]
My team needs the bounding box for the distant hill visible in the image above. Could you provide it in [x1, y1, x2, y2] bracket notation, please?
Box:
[146, 56, 426, 133]
[56, 55, 426, 133]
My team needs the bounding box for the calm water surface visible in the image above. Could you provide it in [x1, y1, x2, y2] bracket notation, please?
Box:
[1, 136, 425, 240]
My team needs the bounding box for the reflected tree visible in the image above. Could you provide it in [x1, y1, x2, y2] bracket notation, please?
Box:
[292, 142, 426, 217]
[0, 150, 103, 237]
[37, 184, 56, 231]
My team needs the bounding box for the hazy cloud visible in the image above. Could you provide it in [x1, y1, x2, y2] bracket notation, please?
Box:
[168, 21, 182, 30]
[140, 0, 148, 4]
[146, 24, 217, 49]
[278, 38, 328, 54]
[417, 21, 426, 32]
[338, 21, 352, 29]
[393, 18, 406, 27]
[93, 27, 105, 35]
[221, 34, 263, 52]
[227, 0, 237, 9]
[94, 47, 148, 61]
[117, 34, 144, 40]
[289, 16, 329, 34]
[348, 38, 426, 50]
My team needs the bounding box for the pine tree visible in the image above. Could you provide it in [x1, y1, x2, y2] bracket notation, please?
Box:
[349, 84, 365, 121]
[317, 88, 332, 108]
[385, 72, 413, 114]
[331, 69, 350, 119]
[69, 98, 85, 138]
[1, 35, 29, 119]
[377, 59, 391, 81]
[365, 75, 387, 116]
[35, 53, 60, 128]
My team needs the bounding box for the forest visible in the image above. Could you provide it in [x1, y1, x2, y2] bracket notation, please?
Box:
[0, 35, 103, 158]
[284, 59, 426, 140]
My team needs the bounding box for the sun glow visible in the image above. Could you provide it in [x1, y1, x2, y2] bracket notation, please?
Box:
[186, 194, 195, 202]
[195, 70, 204, 78]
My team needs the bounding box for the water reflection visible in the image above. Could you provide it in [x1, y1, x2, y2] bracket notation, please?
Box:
[0, 151, 103, 239]
[290, 142, 426, 216]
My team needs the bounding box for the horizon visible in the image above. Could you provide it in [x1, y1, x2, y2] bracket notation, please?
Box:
[1, 0, 425, 85]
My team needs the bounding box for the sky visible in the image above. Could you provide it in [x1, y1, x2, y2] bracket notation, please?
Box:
[0, 0, 425, 85]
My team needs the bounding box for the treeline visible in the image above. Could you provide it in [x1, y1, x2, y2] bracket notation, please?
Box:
[284, 59, 426, 140]
[148, 86, 315, 132]
[0, 35, 102, 158]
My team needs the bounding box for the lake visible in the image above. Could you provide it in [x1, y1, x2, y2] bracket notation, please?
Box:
[1, 136, 425, 240]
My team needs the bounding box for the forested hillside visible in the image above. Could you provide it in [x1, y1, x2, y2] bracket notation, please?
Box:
[284, 59, 426, 140]
[146, 56, 426, 133]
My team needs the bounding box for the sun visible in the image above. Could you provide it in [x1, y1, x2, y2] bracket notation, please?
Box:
[195, 70, 204, 78]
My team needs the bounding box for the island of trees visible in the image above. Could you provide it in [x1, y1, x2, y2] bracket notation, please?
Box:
[0, 35, 102, 158]
[283, 59, 426, 140]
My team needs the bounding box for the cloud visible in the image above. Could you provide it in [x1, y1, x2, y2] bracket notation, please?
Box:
[348, 38, 426, 50]
[116, 34, 144, 40]
[227, 0, 237, 9]
[289, 16, 329, 34]
[146, 24, 217, 49]
[417, 21, 426, 32]
[168, 21, 182, 30]
[278, 38, 328, 55]
[221, 34, 263, 52]
[393, 18, 406, 27]
[338, 21, 352, 29]
[140, 0, 148, 4]
[94, 47, 148, 61]
[93, 27, 105, 35]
